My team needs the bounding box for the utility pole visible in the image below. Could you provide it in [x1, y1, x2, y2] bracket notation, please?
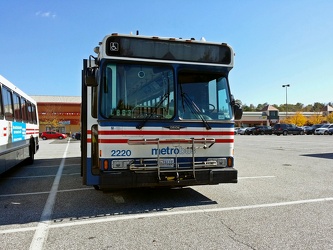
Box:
[282, 84, 290, 117]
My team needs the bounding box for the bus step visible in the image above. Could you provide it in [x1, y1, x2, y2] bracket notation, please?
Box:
[158, 179, 197, 186]
[159, 174, 196, 183]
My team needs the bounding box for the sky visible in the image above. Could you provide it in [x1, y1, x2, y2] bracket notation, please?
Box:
[1, 0, 332, 107]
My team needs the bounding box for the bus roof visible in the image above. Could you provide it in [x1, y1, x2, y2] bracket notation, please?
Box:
[0, 74, 37, 104]
[94, 33, 234, 67]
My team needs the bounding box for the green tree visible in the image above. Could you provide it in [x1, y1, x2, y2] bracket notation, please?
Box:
[294, 103, 304, 111]
[312, 102, 324, 112]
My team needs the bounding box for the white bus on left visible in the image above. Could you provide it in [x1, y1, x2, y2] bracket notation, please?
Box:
[0, 75, 39, 174]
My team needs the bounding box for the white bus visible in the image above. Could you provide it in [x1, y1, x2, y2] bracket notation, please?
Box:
[81, 33, 242, 190]
[0, 75, 39, 174]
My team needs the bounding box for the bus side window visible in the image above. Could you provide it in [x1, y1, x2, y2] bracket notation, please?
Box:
[22, 98, 28, 123]
[31, 103, 37, 124]
[27, 102, 33, 123]
[0, 86, 3, 119]
[13, 92, 22, 122]
[2, 87, 14, 121]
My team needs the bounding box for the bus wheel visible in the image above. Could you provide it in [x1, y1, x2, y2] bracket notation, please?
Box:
[27, 146, 35, 165]
[93, 185, 100, 190]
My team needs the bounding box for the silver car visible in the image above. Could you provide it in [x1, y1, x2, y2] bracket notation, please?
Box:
[314, 124, 333, 135]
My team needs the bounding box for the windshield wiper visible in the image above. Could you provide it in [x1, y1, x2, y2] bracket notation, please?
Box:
[136, 93, 170, 129]
[180, 92, 211, 130]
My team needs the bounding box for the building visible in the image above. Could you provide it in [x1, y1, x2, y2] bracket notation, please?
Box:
[30, 97, 333, 133]
[236, 104, 333, 127]
[322, 104, 333, 116]
[31, 95, 81, 135]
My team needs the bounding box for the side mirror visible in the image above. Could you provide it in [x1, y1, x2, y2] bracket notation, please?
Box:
[230, 95, 242, 120]
[233, 103, 243, 120]
[85, 68, 98, 87]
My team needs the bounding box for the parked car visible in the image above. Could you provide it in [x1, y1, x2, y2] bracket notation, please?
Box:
[74, 132, 81, 140]
[245, 127, 255, 135]
[40, 131, 67, 140]
[314, 124, 333, 135]
[237, 127, 248, 135]
[273, 124, 304, 136]
[328, 127, 333, 135]
[234, 127, 240, 135]
[252, 125, 273, 135]
[302, 126, 313, 135]
[304, 124, 324, 135]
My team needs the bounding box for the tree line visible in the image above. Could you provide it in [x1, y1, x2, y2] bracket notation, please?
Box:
[239, 101, 333, 112]
[238, 101, 333, 126]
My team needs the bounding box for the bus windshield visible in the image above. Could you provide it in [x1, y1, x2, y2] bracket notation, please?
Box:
[100, 63, 174, 120]
[178, 72, 232, 121]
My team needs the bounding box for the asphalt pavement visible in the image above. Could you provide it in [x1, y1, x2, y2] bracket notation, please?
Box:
[0, 135, 332, 250]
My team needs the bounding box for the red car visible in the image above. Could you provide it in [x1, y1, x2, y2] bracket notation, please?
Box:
[40, 131, 67, 140]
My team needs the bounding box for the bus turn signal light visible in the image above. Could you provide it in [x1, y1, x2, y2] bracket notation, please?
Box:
[103, 160, 109, 170]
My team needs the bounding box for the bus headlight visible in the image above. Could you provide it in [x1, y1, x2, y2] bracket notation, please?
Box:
[207, 158, 233, 167]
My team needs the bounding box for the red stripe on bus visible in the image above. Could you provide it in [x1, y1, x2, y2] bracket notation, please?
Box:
[87, 130, 234, 136]
[87, 138, 233, 144]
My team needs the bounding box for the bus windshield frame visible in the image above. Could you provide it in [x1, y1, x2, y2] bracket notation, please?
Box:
[99, 61, 233, 122]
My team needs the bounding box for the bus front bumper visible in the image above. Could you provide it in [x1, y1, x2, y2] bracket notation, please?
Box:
[99, 168, 237, 190]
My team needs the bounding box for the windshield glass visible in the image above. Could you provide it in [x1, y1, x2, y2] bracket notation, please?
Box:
[100, 63, 174, 120]
[177, 71, 232, 121]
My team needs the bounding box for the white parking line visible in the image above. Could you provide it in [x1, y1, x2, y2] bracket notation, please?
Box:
[50, 197, 333, 229]
[29, 140, 70, 250]
[25, 164, 81, 169]
[1, 196, 332, 235]
[239, 176, 276, 179]
[2, 173, 81, 180]
[0, 188, 93, 198]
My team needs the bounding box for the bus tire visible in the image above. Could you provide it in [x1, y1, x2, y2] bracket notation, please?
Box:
[27, 145, 35, 165]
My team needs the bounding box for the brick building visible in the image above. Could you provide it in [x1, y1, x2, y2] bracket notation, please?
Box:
[31, 95, 81, 135]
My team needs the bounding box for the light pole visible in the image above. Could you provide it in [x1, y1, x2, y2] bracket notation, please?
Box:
[282, 84, 290, 117]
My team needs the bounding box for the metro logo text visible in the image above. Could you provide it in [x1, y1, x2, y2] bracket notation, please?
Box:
[151, 146, 195, 155]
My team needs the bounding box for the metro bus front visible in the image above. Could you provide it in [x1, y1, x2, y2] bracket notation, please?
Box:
[85, 58, 242, 190]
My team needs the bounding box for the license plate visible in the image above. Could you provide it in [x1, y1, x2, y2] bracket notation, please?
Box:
[159, 158, 174, 168]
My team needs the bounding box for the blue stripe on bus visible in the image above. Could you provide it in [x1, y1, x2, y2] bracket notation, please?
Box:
[98, 121, 234, 128]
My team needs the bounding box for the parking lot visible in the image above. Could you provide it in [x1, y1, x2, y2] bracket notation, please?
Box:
[0, 136, 332, 250]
